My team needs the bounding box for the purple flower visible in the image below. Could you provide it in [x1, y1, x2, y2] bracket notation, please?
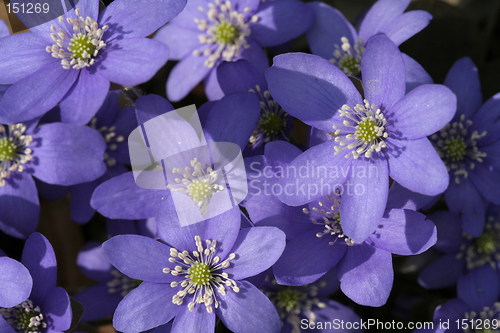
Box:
[0, 250, 32, 309]
[0, 233, 72, 333]
[425, 265, 500, 333]
[265, 34, 455, 242]
[0, 119, 106, 238]
[245, 141, 437, 307]
[0, 20, 8, 38]
[419, 205, 500, 290]
[154, 0, 314, 101]
[306, 0, 432, 77]
[429, 57, 500, 237]
[216, 59, 293, 156]
[102, 206, 286, 333]
[70, 91, 137, 224]
[258, 268, 362, 333]
[73, 219, 156, 322]
[0, 0, 186, 125]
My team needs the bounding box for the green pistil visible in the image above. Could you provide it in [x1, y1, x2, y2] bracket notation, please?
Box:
[338, 54, 361, 76]
[213, 21, 237, 44]
[259, 112, 284, 135]
[445, 137, 467, 162]
[476, 232, 497, 254]
[0, 138, 16, 160]
[17, 311, 42, 332]
[277, 288, 302, 312]
[69, 34, 95, 61]
[187, 179, 213, 203]
[355, 119, 377, 142]
[188, 262, 212, 285]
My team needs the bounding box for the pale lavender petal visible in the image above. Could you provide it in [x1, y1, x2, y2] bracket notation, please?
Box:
[337, 243, 393, 307]
[166, 55, 212, 102]
[204, 68, 225, 101]
[32, 123, 107, 185]
[380, 10, 432, 46]
[402, 53, 433, 93]
[224, 227, 285, 280]
[386, 137, 449, 196]
[444, 57, 482, 121]
[266, 53, 362, 132]
[367, 209, 436, 255]
[41, 286, 71, 331]
[306, 2, 357, 60]
[171, 304, 215, 333]
[153, 24, 199, 61]
[361, 34, 405, 111]
[216, 280, 281, 333]
[77, 241, 113, 282]
[113, 282, 178, 333]
[59, 69, 110, 125]
[0, 257, 33, 308]
[358, 0, 410, 42]
[97, 38, 169, 86]
[102, 235, 175, 283]
[0, 317, 16, 333]
[239, 38, 269, 73]
[389, 84, 456, 140]
[250, 0, 314, 47]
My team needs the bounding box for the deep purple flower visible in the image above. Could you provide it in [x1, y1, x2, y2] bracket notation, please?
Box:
[0, 233, 72, 333]
[154, 0, 314, 101]
[216, 59, 293, 156]
[73, 219, 156, 322]
[258, 268, 362, 333]
[245, 140, 436, 306]
[421, 266, 500, 333]
[429, 57, 500, 237]
[0, 249, 32, 309]
[265, 34, 455, 242]
[91, 92, 260, 221]
[306, 0, 431, 77]
[70, 91, 137, 223]
[102, 206, 285, 333]
[419, 205, 500, 290]
[0, 119, 106, 238]
[0, 0, 186, 125]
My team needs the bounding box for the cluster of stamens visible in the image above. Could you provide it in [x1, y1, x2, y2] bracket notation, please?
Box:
[430, 114, 487, 184]
[456, 215, 500, 270]
[248, 85, 290, 149]
[193, 0, 258, 68]
[163, 236, 239, 313]
[90, 117, 125, 167]
[46, 8, 108, 69]
[463, 302, 500, 333]
[303, 191, 354, 246]
[330, 37, 365, 76]
[0, 123, 33, 187]
[332, 99, 388, 159]
[0, 299, 47, 333]
[107, 269, 141, 297]
[263, 278, 327, 333]
[167, 158, 225, 216]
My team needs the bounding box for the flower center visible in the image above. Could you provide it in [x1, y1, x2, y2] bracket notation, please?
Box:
[303, 192, 354, 246]
[430, 114, 487, 184]
[330, 37, 365, 76]
[332, 99, 388, 159]
[167, 158, 225, 216]
[46, 8, 108, 70]
[248, 85, 290, 149]
[163, 235, 239, 313]
[0, 124, 33, 187]
[90, 118, 125, 167]
[463, 302, 500, 333]
[193, 0, 258, 68]
[263, 278, 327, 333]
[456, 216, 500, 270]
[0, 299, 47, 333]
[107, 269, 142, 297]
